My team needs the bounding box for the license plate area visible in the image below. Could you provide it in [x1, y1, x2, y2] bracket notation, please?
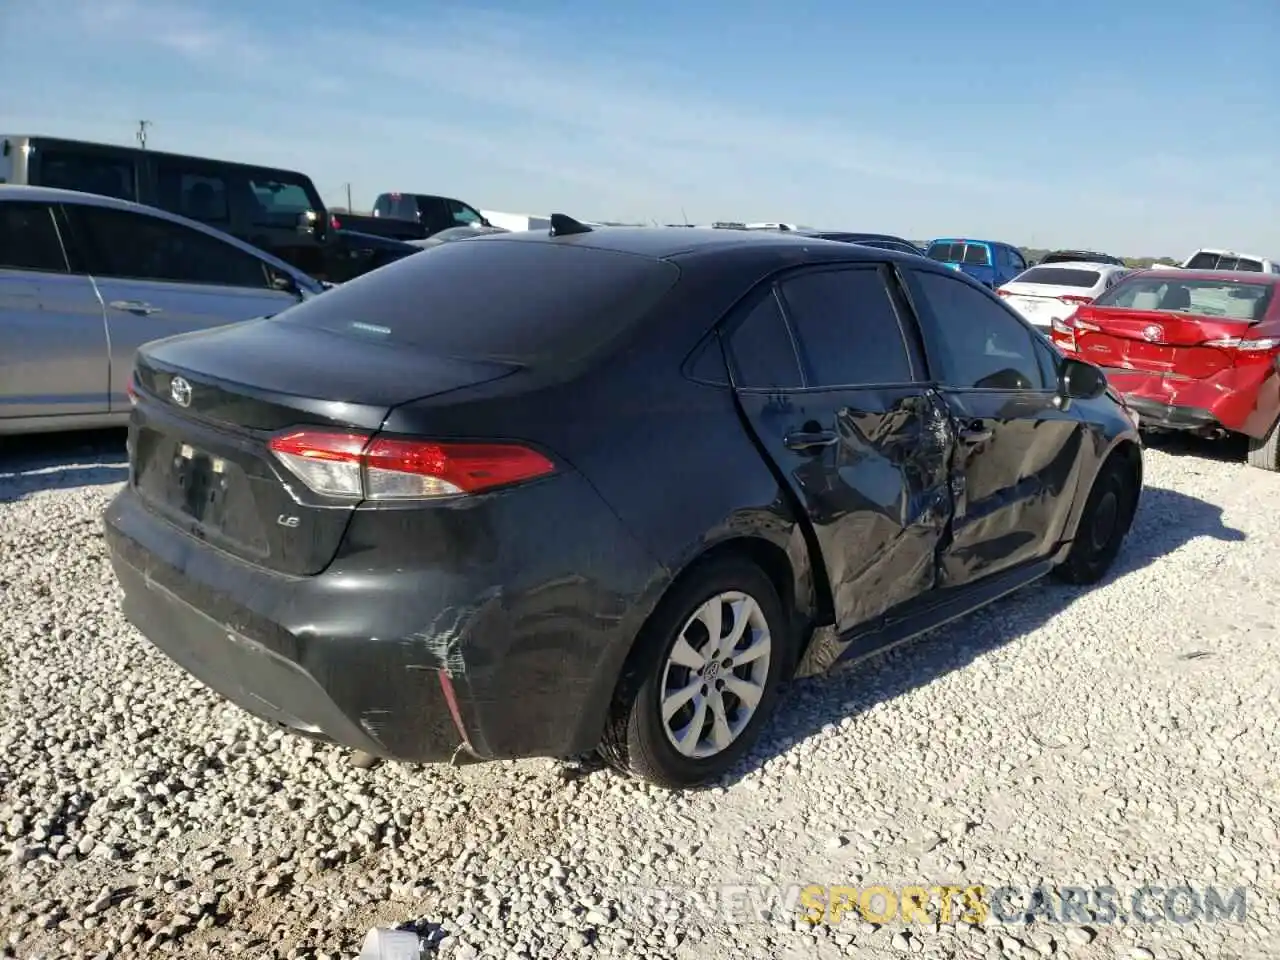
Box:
[134, 427, 270, 556]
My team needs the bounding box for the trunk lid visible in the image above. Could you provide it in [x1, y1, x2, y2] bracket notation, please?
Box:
[1072, 306, 1245, 380]
[129, 318, 518, 575]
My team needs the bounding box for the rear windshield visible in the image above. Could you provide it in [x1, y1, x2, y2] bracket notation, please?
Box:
[271, 237, 681, 364]
[373, 194, 418, 220]
[927, 242, 990, 265]
[1095, 276, 1273, 321]
[1185, 251, 1264, 272]
[1014, 267, 1101, 288]
[1040, 251, 1122, 266]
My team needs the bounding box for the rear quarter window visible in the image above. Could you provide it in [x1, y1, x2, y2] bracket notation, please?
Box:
[1015, 267, 1101, 287]
[271, 238, 681, 365]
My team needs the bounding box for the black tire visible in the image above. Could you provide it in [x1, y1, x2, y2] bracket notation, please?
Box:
[1053, 453, 1138, 585]
[599, 556, 791, 789]
[1246, 420, 1280, 472]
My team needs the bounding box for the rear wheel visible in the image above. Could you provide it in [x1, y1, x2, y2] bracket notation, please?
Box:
[1246, 420, 1280, 472]
[600, 557, 790, 789]
[1053, 454, 1138, 585]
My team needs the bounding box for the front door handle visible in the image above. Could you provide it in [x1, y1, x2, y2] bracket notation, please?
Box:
[108, 300, 162, 316]
[784, 429, 839, 452]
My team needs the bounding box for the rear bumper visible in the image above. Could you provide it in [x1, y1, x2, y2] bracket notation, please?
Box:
[1101, 367, 1278, 438]
[106, 508, 464, 763]
[1116, 393, 1218, 432]
[103, 473, 658, 764]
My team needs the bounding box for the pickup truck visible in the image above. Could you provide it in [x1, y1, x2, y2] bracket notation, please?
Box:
[368, 191, 493, 237]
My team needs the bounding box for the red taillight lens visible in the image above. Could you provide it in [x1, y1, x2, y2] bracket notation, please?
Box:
[267, 429, 556, 500]
[1059, 294, 1094, 305]
[996, 288, 1012, 297]
[330, 215, 342, 230]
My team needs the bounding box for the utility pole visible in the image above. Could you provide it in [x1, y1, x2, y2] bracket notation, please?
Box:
[345, 183, 353, 212]
[136, 120, 151, 150]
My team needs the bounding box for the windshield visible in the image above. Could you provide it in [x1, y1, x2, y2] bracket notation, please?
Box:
[927, 241, 990, 265]
[1014, 267, 1101, 288]
[1095, 276, 1273, 321]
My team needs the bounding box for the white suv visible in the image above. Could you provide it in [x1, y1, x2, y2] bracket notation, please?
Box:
[1180, 249, 1280, 273]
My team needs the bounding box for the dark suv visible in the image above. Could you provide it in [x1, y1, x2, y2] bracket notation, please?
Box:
[0, 134, 414, 283]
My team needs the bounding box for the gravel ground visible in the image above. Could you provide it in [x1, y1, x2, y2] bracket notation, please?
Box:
[2, 431, 1278, 960]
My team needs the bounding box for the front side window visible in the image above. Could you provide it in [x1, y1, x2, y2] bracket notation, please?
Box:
[448, 199, 484, 226]
[0, 202, 67, 273]
[909, 270, 1045, 391]
[68, 206, 271, 288]
[38, 149, 136, 201]
[778, 267, 914, 387]
[248, 177, 317, 227]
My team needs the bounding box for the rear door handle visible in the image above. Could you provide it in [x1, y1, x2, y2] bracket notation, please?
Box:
[108, 300, 162, 316]
[783, 429, 839, 452]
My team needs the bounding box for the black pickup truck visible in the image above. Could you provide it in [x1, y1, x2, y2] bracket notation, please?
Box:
[0, 134, 420, 283]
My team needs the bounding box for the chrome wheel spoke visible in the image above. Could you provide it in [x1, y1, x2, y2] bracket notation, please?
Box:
[708, 691, 735, 751]
[661, 680, 701, 722]
[676, 695, 708, 753]
[723, 675, 764, 710]
[668, 636, 706, 671]
[732, 633, 770, 667]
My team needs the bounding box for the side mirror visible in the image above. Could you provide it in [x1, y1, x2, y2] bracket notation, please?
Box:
[296, 210, 318, 236]
[270, 273, 303, 299]
[1059, 357, 1108, 400]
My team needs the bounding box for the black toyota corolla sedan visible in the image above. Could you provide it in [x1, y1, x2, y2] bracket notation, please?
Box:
[104, 216, 1142, 789]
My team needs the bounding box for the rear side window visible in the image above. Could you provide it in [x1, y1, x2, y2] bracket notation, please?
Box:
[1235, 258, 1263, 272]
[67, 205, 272, 288]
[272, 238, 681, 365]
[38, 149, 136, 201]
[156, 163, 230, 223]
[778, 267, 914, 387]
[927, 242, 963, 262]
[1014, 267, 1101, 288]
[726, 293, 802, 389]
[962, 244, 991, 266]
[0, 201, 67, 273]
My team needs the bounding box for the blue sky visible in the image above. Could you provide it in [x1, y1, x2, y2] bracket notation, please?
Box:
[2, 0, 1276, 255]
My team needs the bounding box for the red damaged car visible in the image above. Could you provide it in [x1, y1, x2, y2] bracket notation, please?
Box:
[1050, 269, 1280, 470]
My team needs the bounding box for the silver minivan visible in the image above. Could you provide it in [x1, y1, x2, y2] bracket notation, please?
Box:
[0, 185, 323, 435]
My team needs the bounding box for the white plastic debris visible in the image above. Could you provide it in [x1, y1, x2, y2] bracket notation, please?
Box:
[356, 927, 425, 960]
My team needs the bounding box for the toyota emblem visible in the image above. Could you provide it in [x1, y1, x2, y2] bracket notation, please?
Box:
[169, 376, 192, 407]
[1141, 324, 1163, 343]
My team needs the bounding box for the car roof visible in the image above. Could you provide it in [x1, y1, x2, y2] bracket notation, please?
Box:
[0, 184, 319, 287]
[480, 224, 882, 258]
[1126, 268, 1280, 285]
[1189, 248, 1271, 260]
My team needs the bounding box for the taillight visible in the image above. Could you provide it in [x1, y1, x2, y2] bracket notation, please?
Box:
[125, 376, 139, 406]
[996, 288, 1012, 297]
[267, 429, 556, 500]
[1059, 294, 1094, 305]
[1203, 336, 1280, 352]
[330, 215, 342, 230]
